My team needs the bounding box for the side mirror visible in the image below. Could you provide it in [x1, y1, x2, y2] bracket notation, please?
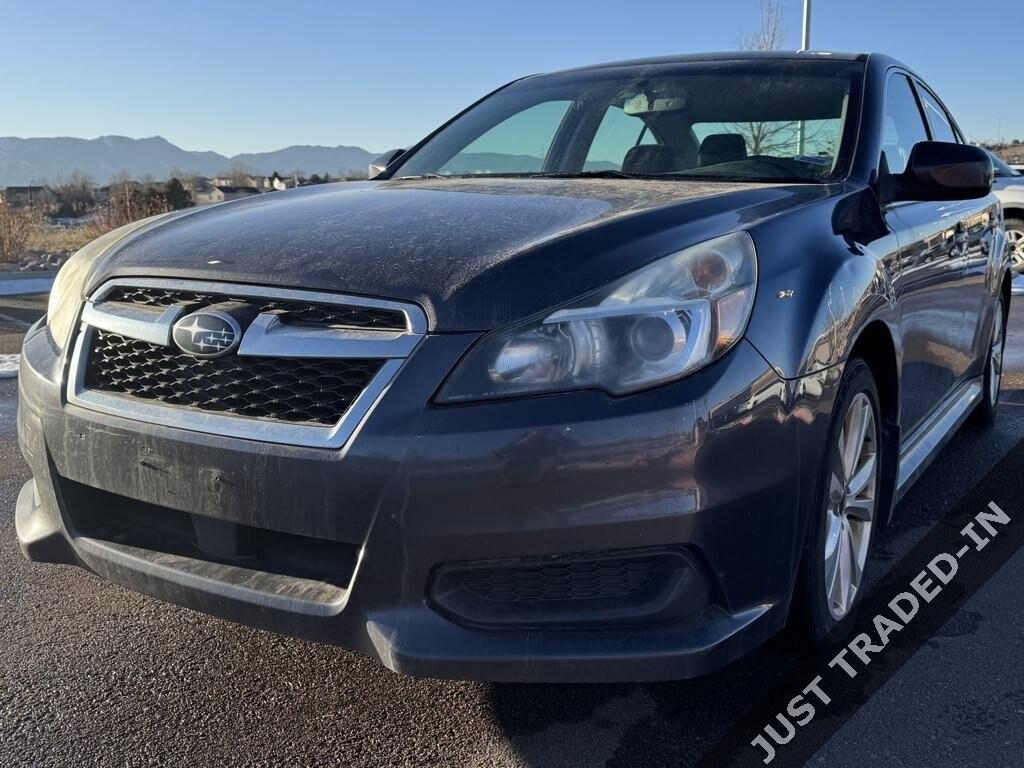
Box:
[368, 149, 406, 180]
[883, 141, 994, 204]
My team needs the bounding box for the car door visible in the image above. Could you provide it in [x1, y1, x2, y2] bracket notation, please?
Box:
[879, 72, 973, 435]
[915, 80, 999, 379]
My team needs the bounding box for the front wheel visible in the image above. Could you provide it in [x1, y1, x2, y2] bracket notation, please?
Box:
[797, 358, 882, 644]
[972, 297, 1006, 425]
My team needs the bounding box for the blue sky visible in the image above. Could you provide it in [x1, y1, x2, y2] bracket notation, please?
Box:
[1, 0, 1017, 155]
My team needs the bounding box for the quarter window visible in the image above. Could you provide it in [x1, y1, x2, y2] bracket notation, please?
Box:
[881, 74, 929, 175]
[917, 85, 959, 144]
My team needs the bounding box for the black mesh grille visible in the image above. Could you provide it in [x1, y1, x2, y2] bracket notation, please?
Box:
[103, 286, 408, 331]
[85, 331, 384, 425]
[462, 557, 658, 602]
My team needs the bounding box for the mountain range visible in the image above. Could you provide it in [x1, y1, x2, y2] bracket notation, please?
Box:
[0, 135, 380, 186]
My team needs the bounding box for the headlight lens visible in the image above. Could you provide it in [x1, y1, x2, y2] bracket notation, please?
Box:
[437, 231, 757, 402]
[46, 214, 172, 351]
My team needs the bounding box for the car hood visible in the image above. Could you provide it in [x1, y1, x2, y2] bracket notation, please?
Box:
[92, 177, 834, 331]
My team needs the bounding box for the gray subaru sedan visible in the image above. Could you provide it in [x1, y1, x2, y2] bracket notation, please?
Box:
[16, 51, 1011, 682]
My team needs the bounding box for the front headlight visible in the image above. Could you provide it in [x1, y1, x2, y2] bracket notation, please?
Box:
[46, 214, 173, 351]
[437, 231, 757, 402]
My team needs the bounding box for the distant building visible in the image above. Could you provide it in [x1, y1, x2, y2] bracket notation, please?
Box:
[2, 185, 56, 208]
[193, 185, 262, 206]
[211, 175, 281, 191]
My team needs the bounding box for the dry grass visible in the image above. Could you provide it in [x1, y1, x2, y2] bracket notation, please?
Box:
[17, 186, 175, 260]
[27, 220, 109, 254]
[0, 200, 40, 263]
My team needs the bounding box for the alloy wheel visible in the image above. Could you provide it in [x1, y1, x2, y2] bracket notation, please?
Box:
[1008, 229, 1024, 275]
[823, 392, 877, 621]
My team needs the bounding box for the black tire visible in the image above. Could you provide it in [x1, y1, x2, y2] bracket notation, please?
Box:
[972, 296, 1006, 426]
[796, 357, 883, 646]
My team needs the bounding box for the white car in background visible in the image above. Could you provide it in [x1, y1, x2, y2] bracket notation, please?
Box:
[988, 151, 1024, 293]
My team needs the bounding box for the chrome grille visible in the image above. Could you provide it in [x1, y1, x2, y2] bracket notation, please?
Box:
[86, 331, 384, 425]
[68, 279, 427, 448]
[102, 285, 409, 331]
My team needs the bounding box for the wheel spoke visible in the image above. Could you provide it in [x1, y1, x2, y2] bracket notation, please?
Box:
[993, 321, 1004, 375]
[824, 507, 842, 560]
[834, 524, 853, 615]
[825, 528, 841, 597]
[845, 495, 874, 523]
[846, 525, 863, 593]
[842, 400, 869, 480]
[846, 453, 876, 499]
[826, 533, 844, 615]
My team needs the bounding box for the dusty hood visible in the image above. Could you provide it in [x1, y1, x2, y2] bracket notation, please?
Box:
[91, 177, 832, 331]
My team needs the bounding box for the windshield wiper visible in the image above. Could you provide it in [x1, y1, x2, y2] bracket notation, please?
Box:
[392, 173, 451, 180]
[654, 172, 816, 184]
[529, 170, 648, 180]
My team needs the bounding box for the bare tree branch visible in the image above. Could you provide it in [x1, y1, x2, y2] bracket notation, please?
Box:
[728, 0, 824, 159]
[737, 0, 786, 51]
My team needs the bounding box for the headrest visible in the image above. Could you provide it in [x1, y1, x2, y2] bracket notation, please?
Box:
[622, 144, 675, 175]
[698, 134, 747, 166]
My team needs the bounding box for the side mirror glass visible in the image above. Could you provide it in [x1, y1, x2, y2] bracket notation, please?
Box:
[884, 141, 994, 203]
[368, 149, 406, 180]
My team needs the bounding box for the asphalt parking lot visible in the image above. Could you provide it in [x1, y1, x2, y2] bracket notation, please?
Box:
[2, 295, 1024, 768]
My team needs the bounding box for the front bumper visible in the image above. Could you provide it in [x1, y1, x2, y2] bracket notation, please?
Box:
[16, 318, 837, 682]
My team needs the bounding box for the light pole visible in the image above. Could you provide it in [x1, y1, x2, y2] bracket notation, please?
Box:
[798, 0, 813, 155]
[800, 0, 812, 51]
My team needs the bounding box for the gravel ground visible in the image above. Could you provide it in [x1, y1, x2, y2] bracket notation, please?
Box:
[0, 304, 1022, 768]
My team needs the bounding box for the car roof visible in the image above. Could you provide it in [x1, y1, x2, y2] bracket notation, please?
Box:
[542, 50, 881, 77]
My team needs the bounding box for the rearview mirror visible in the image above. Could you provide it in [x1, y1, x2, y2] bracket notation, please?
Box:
[368, 149, 406, 179]
[883, 141, 993, 204]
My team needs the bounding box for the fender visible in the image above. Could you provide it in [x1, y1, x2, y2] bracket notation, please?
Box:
[744, 186, 901, 380]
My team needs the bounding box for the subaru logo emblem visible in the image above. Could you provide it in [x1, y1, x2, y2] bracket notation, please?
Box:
[172, 311, 242, 358]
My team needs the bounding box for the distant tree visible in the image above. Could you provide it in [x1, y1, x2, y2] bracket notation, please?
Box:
[164, 178, 193, 210]
[729, 1, 829, 157]
[102, 171, 171, 229]
[308, 173, 324, 185]
[168, 168, 204, 192]
[736, 0, 785, 51]
[53, 171, 96, 217]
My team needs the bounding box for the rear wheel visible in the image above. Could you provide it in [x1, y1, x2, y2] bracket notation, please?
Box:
[973, 297, 1006, 425]
[798, 358, 881, 643]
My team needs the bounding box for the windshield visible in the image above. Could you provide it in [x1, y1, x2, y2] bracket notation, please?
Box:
[989, 151, 1020, 178]
[391, 59, 864, 184]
